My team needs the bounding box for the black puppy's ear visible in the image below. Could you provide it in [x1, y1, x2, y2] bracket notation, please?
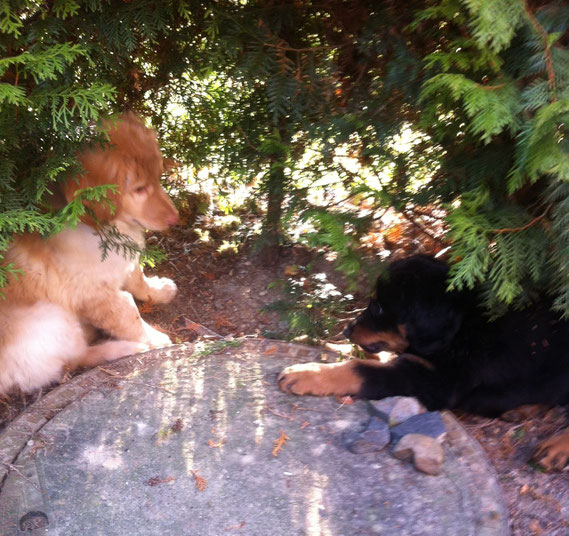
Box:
[404, 298, 463, 355]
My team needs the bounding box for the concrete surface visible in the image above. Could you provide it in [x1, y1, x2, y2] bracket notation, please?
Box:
[0, 339, 509, 535]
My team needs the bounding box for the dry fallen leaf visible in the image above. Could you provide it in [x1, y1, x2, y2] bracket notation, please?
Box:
[226, 521, 247, 530]
[214, 315, 234, 329]
[191, 469, 208, 491]
[272, 429, 290, 457]
[146, 476, 176, 487]
[208, 439, 226, 448]
[284, 265, 301, 276]
[138, 302, 155, 314]
[264, 345, 277, 356]
[170, 419, 184, 433]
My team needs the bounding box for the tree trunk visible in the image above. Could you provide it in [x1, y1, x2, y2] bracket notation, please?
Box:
[260, 124, 290, 264]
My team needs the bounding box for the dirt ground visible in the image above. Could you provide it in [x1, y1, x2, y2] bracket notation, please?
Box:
[1, 210, 569, 535]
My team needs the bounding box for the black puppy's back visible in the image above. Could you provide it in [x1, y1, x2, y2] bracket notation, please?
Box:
[349, 255, 569, 416]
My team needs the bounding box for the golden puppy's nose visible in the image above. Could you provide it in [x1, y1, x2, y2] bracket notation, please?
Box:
[166, 210, 179, 226]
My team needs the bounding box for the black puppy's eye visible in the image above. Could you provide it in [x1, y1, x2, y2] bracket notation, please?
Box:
[369, 299, 383, 317]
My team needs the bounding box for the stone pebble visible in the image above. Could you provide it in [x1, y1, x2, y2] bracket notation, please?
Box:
[343, 416, 390, 454]
[392, 433, 444, 475]
[389, 411, 447, 444]
[343, 397, 447, 475]
[370, 396, 426, 426]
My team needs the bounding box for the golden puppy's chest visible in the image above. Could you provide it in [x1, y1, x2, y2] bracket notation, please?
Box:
[5, 224, 139, 307]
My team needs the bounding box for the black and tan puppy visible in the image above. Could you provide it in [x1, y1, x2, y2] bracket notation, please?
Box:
[278, 254, 569, 470]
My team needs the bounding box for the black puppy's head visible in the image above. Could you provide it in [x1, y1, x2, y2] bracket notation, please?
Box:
[344, 255, 464, 356]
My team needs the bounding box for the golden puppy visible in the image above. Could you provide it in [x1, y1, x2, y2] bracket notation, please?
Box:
[0, 113, 179, 395]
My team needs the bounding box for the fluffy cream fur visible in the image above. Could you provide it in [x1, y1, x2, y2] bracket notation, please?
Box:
[0, 113, 179, 395]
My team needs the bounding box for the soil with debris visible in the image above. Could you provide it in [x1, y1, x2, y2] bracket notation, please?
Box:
[1, 210, 568, 535]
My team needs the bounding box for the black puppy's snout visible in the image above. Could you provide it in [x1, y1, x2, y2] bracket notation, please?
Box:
[343, 323, 353, 339]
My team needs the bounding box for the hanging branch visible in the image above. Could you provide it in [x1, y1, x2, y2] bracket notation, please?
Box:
[493, 203, 552, 234]
[523, 1, 557, 100]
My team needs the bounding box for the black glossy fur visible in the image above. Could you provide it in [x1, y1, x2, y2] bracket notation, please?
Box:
[345, 255, 569, 416]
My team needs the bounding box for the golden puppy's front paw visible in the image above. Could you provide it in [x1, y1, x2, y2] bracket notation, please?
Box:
[143, 323, 172, 349]
[147, 276, 177, 304]
[533, 431, 569, 471]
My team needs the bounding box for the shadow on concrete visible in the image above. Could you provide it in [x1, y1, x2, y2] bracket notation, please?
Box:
[0, 340, 508, 535]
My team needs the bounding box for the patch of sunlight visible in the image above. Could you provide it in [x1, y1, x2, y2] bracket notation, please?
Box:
[213, 214, 240, 227]
[246, 360, 267, 445]
[312, 273, 342, 300]
[218, 240, 238, 254]
[157, 358, 182, 429]
[306, 472, 332, 536]
[390, 125, 421, 153]
[197, 167, 210, 180]
[179, 360, 207, 471]
[82, 444, 123, 470]
[195, 228, 210, 242]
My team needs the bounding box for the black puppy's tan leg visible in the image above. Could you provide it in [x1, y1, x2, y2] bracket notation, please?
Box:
[534, 431, 569, 471]
[278, 359, 383, 397]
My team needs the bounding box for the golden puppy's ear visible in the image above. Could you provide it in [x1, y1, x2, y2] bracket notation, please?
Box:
[106, 112, 163, 180]
[63, 148, 125, 226]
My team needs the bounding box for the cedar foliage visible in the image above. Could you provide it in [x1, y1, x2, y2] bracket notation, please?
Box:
[0, 0, 198, 286]
[1, 1, 569, 317]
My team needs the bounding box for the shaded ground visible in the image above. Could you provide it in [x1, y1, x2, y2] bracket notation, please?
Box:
[1, 208, 569, 535]
[459, 409, 569, 536]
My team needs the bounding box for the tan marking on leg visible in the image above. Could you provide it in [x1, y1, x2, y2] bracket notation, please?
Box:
[278, 359, 383, 397]
[401, 353, 435, 371]
[534, 430, 569, 471]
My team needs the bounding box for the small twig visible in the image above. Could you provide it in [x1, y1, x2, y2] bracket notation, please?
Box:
[182, 317, 222, 339]
[264, 405, 295, 421]
[477, 83, 506, 91]
[263, 41, 338, 53]
[236, 125, 260, 153]
[523, 1, 557, 100]
[493, 203, 552, 234]
[1, 462, 40, 491]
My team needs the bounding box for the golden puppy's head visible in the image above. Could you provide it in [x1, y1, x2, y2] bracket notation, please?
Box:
[64, 112, 179, 231]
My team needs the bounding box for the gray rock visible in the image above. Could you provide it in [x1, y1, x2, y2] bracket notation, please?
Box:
[389, 411, 446, 444]
[369, 397, 398, 421]
[343, 416, 390, 454]
[392, 434, 444, 476]
[391, 397, 426, 426]
[370, 396, 425, 425]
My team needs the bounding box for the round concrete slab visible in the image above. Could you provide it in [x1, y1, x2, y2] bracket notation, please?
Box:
[0, 339, 508, 535]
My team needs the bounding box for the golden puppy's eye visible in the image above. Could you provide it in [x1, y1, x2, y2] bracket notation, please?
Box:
[134, 185, 148, 194]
